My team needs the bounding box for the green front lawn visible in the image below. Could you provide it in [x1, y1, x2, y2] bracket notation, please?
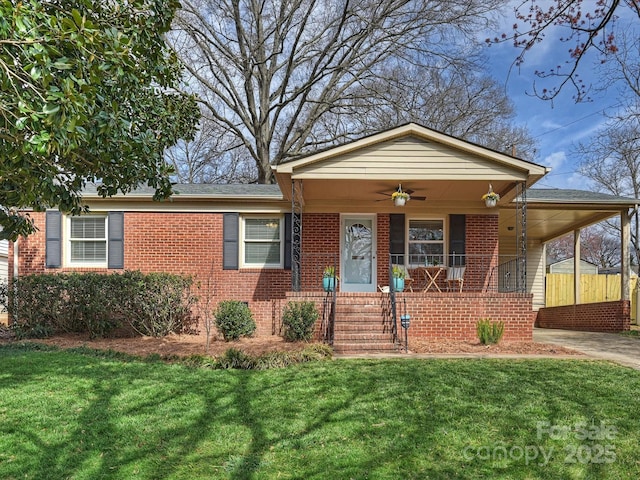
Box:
[1, 344, 639, 479]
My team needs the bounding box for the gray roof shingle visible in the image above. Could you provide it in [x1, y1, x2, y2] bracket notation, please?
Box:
[528, 188, 638, 204]
[83, 183, 283, 198]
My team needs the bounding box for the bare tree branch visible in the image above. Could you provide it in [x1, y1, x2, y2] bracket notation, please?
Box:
[490, 0, 640, 102]
[170, 0, 510, 183]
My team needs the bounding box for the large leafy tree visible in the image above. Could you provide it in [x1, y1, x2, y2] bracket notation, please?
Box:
[0, 0, 200, 240]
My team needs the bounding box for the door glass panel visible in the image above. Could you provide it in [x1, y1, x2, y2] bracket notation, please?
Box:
[344, 220, 372, 285]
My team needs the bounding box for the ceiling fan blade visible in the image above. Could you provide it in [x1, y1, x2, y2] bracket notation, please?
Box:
[376, 185, 427, 201]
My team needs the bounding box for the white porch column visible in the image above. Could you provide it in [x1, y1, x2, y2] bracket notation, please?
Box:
[574, 228, 581, 305]
[621, 209, 631, 302]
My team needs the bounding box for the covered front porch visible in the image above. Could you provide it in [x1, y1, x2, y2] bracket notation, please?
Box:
[285, 211, 535, 353]
[271, 124, 637, 352]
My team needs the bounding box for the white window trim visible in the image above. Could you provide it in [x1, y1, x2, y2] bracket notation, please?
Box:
[407, 217, 447, 268]
[64, 215, 108, 268]
[240, 215, 284, 269]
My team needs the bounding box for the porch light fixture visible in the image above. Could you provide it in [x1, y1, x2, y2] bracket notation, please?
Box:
[482, 184, 500, 208]
[391, 184, 410, 207]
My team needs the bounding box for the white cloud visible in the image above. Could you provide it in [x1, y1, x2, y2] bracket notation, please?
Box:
[534, 150, 592, 189]
[542, 151, 566, 171]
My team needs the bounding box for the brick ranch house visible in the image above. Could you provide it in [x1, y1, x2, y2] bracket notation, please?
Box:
[9, 124, 639, 352]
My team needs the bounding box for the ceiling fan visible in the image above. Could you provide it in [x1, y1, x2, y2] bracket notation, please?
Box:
[377, 184, 427, 201]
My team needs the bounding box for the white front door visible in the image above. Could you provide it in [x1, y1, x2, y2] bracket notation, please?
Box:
[341, 216, 376, 292]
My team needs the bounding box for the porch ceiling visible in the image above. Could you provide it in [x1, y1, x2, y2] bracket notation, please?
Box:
[500, 205, 628, 243]
[292, 178, 522, 209]
[295, 180, 636, 242]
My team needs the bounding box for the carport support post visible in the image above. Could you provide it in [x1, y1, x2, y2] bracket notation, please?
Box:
[621, 209, 631, 303]
[573, 228, 581, 305]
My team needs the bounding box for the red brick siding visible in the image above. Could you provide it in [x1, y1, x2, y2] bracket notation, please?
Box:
[401, 292, 533, 342]
[11, 211, 529, 340]
[536, 301, 630, 332]
[297, 213, 391, 290]
[465, 214, 499, 292]
[286, 291, 534, 342]
[299, 213, 340, 290]
[377, 214, 390, 287]
[11, 212, 291, 335]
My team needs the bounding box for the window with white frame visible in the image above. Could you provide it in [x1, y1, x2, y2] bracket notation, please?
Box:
[67, 216, 107, 265]
[408, 219, 445, 266]
[242, 216, 282, 267]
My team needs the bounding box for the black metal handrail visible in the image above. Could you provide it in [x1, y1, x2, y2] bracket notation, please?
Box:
[319, 255, 338, 345]
[389, 253, 525, 293]
[321, 290, 336, 345]
[388, 256, 399, 346]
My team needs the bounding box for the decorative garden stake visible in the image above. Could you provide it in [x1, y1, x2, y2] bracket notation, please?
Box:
[400, 298, 410, 353]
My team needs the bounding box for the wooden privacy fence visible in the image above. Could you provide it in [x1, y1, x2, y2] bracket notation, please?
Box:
[546, 274, 639, 321]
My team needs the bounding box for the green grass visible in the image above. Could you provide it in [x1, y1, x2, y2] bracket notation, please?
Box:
[1, 344, 640, 479]
[620, 330, 639, 338]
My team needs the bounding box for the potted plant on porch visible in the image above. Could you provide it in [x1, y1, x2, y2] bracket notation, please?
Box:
[392, 265, 406, 292]
[322, 266, 339, 292]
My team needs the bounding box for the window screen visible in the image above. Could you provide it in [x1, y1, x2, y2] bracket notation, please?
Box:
[243, 217, 281, 266]
[69, 217, 107, 263]
[408, 219, 444, 266]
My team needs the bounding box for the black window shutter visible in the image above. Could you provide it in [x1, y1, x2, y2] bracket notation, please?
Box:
[449, 214, 466, 266]
[389, 214, 405, 265]
[223, 213, 239, 270]
[45, 211, 62, 268]
[108, 212, 124, 269]
[284, 213, 292, 270]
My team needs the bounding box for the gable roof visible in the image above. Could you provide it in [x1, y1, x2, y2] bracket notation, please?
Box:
[273, 123, 549, 204]
[275, 122, 548, 179]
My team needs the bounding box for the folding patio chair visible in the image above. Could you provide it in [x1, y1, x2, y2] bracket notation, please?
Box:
[445, 266, 465, 292]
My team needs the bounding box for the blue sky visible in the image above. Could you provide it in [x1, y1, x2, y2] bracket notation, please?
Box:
[480, 10, 627, 190]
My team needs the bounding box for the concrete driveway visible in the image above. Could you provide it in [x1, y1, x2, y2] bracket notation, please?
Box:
[534, 328, 640, 370]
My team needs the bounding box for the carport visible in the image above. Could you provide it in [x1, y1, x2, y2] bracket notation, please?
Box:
[509, 189, 639, 332]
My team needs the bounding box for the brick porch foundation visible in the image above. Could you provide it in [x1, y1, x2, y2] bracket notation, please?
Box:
[285, 291, 534, 343]
[536, 301, 630, 333]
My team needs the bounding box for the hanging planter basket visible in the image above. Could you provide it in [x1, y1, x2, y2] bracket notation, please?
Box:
[481, 184, 500, 208]
[394, 196, 407, 207]
[392, 185, 410, 207]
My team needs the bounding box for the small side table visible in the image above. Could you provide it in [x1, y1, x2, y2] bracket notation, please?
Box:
[419, 266, 445, 292]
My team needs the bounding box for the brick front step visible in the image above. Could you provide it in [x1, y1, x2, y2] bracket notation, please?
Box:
[335, 304, 387, 314]
[333, 321, 389, 331]
[333, 342, 398, 354]
[333, 332, 394, 342]
[329, 295, 398, 353]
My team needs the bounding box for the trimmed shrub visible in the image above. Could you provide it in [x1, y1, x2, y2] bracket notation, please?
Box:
[9, 273, 77, 338]
[214, 300, 256, 341]
[476, 318, 505, 345]
[9, 272, 198, 339]
[281, 301, 319, 342]
[0, 281, 8, 313]
[118, 271, 198, 337]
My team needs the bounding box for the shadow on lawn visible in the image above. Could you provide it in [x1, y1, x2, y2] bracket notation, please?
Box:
[1, 347, 638, 479]
[0, 349, 224, 479]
